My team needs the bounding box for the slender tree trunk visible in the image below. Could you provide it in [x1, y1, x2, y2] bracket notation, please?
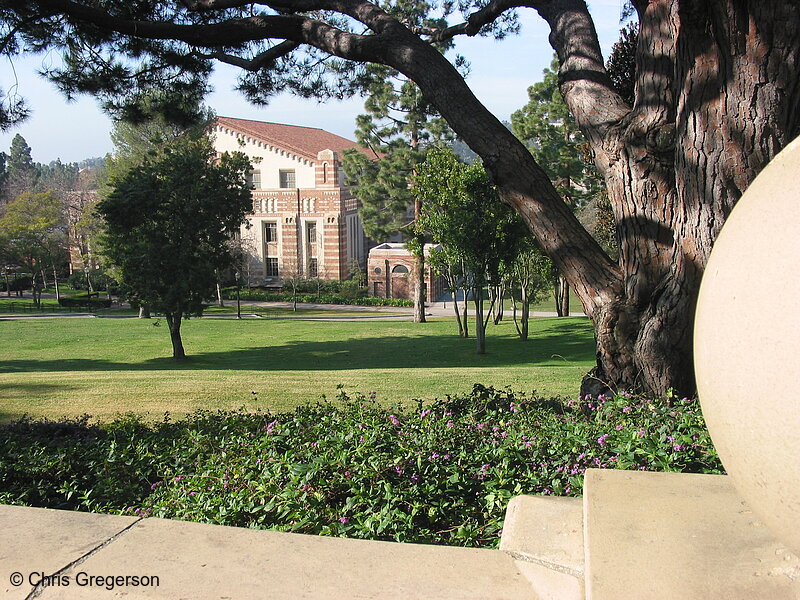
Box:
[53, 266, 60, 301]
[138, 305, 151, 319]
[461, 288, 469, 338]
[216, 278, 224, 307]
[3, 271, 10, 297]
[473, 284, 486, 355]
[451, 291, 465, 337]
[492, 283, 504, 324]
[413, 244, 426, 323]
[520, 285, 530, 342]
[164, 311, 187, 359]
[559, 277, 570, 317]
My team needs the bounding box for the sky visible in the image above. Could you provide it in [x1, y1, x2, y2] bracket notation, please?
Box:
[0, 2, 628, 164]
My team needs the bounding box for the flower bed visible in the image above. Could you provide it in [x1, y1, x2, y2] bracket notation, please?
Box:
[0, 385, 721, 548]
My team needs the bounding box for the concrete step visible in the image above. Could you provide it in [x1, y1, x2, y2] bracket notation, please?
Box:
[583, 469, 800, 600]
[499, 495, 585, 600]
[0, 504, 539, 600]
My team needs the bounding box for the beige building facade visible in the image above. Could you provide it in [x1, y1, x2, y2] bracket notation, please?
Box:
[213, 117, 376, 286]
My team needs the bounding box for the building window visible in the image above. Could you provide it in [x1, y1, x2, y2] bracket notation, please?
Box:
[306, 221, 317, 244]
[246, 170, 261, 189]
[264, 221, 277, 243]
[266, 258, 279, 277]
[279, 169, 296, 188]
[392, 264, 409, 274]
[308, 258, 318, 278]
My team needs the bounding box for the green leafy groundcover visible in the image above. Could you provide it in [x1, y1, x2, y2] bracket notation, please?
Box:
[0, 385, 722, 548]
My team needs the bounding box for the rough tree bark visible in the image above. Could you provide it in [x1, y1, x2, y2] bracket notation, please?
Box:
[22, 0, 800, 395]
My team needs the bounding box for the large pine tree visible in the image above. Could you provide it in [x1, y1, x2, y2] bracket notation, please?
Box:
[0, 1, 798, 395]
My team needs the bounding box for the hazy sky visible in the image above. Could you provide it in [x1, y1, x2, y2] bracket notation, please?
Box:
[0, 3, 627, 164]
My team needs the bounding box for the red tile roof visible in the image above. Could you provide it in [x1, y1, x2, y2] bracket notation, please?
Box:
[216, 116, 379, 161]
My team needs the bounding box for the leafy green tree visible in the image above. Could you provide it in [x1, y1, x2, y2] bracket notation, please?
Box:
[415, 149, 521, 354]
[1, 2, 798, 395]
[343, 65, 452, 323]
[97, 135, 252, 359]
[103, 94, 213, 317]
[0, 190, 67, 306]
[5, 133, 37, 199]
[505, 243, 552, 341]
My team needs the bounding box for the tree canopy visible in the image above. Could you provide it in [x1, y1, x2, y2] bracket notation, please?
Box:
[1, 1, 798, 395]
[97, 134, 252, 358]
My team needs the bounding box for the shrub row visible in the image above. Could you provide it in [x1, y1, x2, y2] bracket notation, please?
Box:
[0, 385, 721, 548]
[224, 288, 414, 307]
[58, 296, 113, 309]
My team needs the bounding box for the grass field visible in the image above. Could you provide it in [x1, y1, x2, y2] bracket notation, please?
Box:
[0, 315, 595, 422]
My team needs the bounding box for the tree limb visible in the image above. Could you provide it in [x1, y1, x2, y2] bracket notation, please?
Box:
[427, 0, 526, 42]
[197, 40, 300, 71]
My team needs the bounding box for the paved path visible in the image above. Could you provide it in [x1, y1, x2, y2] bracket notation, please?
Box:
[0, 294, 587, 321]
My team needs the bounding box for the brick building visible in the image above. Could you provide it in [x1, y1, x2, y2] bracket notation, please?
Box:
[367, 243, 445, 301]
[213, 117, 378, 286]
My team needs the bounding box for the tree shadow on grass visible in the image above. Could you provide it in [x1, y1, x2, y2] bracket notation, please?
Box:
[1, 320, 595, 374]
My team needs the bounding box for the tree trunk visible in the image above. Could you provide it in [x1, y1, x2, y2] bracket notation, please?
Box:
[553, 277, 564, 317]
[559, 277, 569, 317]
[461, 289, 469, 338]
[138, 305, 151, 319]
[473, 284, 486, 355]
[413, 245, 426, 323]
[492, 283, 504, 324]
[520, 285, 529, 342]
[165, 311, 187, 359]
[3, 271, 10, 297]
[216, 278, 224, 307]
[452, 292, 465, 337]
[53, 266, 60, 301]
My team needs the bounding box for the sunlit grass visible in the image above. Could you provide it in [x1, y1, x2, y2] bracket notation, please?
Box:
[0, 315, 594, 422]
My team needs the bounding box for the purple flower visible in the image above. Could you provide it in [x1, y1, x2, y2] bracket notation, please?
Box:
[597, 434, 609, 446]
[622, 406, 631, 414]
[189, 491, 197, 496]
[637, 429, 646, 438]
[389, 414, 400, 427]
[510, 402, 519, 413]
[339, 517, 350, 524]
[615, 424, 623, 431]
[411, 474, 420, 483]
[420, 409, 431, 418]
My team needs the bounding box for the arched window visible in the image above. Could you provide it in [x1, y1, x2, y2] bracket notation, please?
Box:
[391, 264, 409, 274]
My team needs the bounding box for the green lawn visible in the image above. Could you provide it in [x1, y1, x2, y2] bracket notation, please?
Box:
[0, 315, 594, 422]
